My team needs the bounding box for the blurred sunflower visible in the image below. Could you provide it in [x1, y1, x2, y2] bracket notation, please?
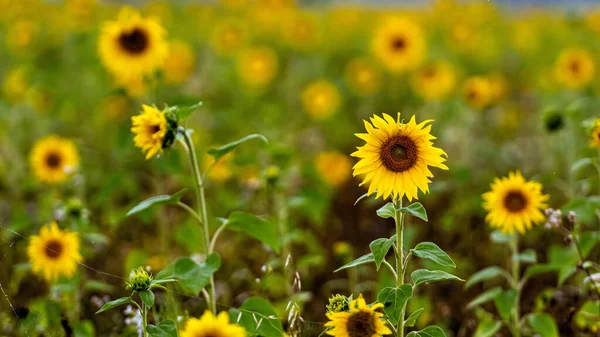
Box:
[282, 10, 321, 52]
[98, 7, 168, 80]
[315, 151, 352, 188]
[163, 40, 196, 85]
[586, 8, 600, 35]
[344, 58, 381, 96]
[30, 136, 79, 184]
[210, 19, 247, 56]
[325, 294, 391, 337]
[482, 171, 549, 234]
[6, 20, 37, 53]
[352, 113, 448, 201]
[487, 73, 509, 104]
[237, 46, 279, 89]
[2, 67, 29, 103]
[590, 119, 600, 148]
[103, 94, 131, 119]
[554, 48, 595, 90]
[462, 76, 493, 109]
[411, 60, 456, 101]
[204, 153, 233, 183]
[27, 222, 82, 282]
[179, 310, 246, 337]
[131, 105, 176, 159]
[301, 80, 341, 121]
[371, 16, 426, 73]
[117, 75, 149, 98]
[65, 0, 98, 31]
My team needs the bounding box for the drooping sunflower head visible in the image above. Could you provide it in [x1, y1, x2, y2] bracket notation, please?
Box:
[131, 104, 177, 159]
[179, 310, 247, 337]
[30, 135, 79, 184]
[352, 113, 448, 201]
[590, 119, 600, 148]
[27, 222, 82, 282]
[315, 151, 352, 188]
[372, 16, 426, 73]
[482, 171, 550, 234]
[98, 7, 168, 80]
[237, 46, 279, 89]
[325, 294, 391, 337]
[301, 79, 342, 121]
[411, 60, 456, 101]
[554, 48, 595, 90]
[344, 58, 381, 97]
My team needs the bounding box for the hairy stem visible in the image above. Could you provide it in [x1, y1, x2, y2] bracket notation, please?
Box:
[394, 198, 405, 337]
[510, 234, 521, 337]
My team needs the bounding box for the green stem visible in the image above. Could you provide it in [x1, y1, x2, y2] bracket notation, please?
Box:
[394, 198, 405, 337]
[275, 189, 293, 295]
[179, 127, 217, 314]
[510, 234, 521, 337]
[142, 303, 148, 337]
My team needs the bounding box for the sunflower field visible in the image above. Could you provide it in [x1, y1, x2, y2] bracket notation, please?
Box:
[1, 0, 600, 336]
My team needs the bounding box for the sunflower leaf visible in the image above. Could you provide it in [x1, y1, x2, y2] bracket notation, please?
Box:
[95, 297, 133, 314]
[400, 202, 428, 221]
[172, 101, 203, 120]
[377, 285, 413, 325]
[513, 249, 537, 264]
[467, 287, 503, 309]
[376, 203, 396, 219]
[411, 242, 456, 268]
[208, 134, 268, 162]
[474, 318, 503, 337]
[494, 289, 518, 320]
[229, 297, 284, 337]
[139, 290, 155, 308]
[465, 266, 509, 289]
[405, 308, 425, 327]
[369, 235, 397, 270]
[146, 319, 178, 337]
[411, 269, 464, 287]
[354, 192, 374, 205]
[225, 211, 280, 253]
[528, 313, 559, 337]
[407, 325, 447, 337]
[126, 189, 187, 217]
[334, 253, 375, 272]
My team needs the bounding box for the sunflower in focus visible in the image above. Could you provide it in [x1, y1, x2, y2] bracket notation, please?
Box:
[98, 7, 168, 80]
[164, 40, 195, 85]
[325, 294, 391, 337]
[179, 310, 246, 337]
[131, 105, 176, 159]
[352, 113, 448, 201]
[302, 80, 341, 121]
[411, 60, 456, 101]
[315, 151, 352, 188]
[30, 136, 79, 184]
[590, 119, 600, 148]
[27, 222, 82, 282]
[344, 58, 381, 96]
[482, 171, 549, 234]
[371, 16, 426, 73]
[462, 76, 493, 109]
[237, 46, 279, 89]
[554, 48, 595, 90]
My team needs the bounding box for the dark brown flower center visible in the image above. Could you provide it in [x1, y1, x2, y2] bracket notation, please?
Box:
[45, 240, 63, 259]
[119, 28, 149, 54]
[390, 36, 407, 52]
[347, 311, 376, 337]
[45, 152, 62, 169]
[569, 60, 580, 74]
[380, 135, 417, 173]
[467, 88, 478, 101]
[422, 67, 437, 78]
[504, 191, 527, 212]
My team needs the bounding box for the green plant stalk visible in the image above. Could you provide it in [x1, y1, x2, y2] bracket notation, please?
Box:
[275, 189, 293, 295]
[179, 128, 217, 314]
[142, 303, 148, 337]
[510, 234, 521, 337]
[394, 198, 405, 337]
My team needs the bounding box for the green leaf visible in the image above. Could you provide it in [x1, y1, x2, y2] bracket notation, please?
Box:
[494, 289, 518, 320]
[370, 235, 397, 270]
[571, 157, 594, 174]
[208, 134, 268, 161]
[465, 267, 507, 289]
[490, 230, 512, 244]
[377, 285, 413, 324]
[156, 254, 221, 294]
[334, 253, 375, 273]
[376, 203, 396, 219]
[229, 297, 284, 337]
[525, 264, 560, 278]
[400, 202, 428, 221]
[226, 211, 280, 253]
[474, 319, 503, 337]
[528, 313, 558, 337]
[139, 290, 155, 308]
[150, 279, 177, 288]
[126, 189, 187, 217]
[173, 101, 203, 120]
[467, 287, 503, 309]
[72, 320, 95, 337]
[513, 249, 537, 264]
[411, 242, 456, 268]
[407, 325, 447, 337]
[405, 308, 425, 327]
[411, 269, 463, 287]
[146, 319, 178, 337]
[579, 232, 599, 258]
[354, 192, 373, 205]
[95, 297, 132, 314]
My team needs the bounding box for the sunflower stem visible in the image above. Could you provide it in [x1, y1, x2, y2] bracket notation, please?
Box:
[510, 234, 521, 337]
[142, 303, 148, 337]
[394, 198, 405, 337]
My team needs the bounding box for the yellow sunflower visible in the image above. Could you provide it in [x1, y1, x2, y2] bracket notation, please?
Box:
[411, 60, 456, 101]
[554, 48, 595, 90]
[30, 135, 79, 184]
[325, 294, 391, 337]
[315, 151, 352, 188]
[27, 222, 82, 282]
[301, 79, 341, 121]
[163, 40, 196, 85]
[131, 105, 168, 159]
[210, 19, 247, 57]
[482, 171, 549, 234]
[371, 16, 426, 73]
[179, 310, 247, 337]
[352, 113, 448, 201]
[590, 119, 600, 148]
[344, 58, 381, 97]
[2, 66, 29, 104]
[237, 46, 279, 89]
[462, 76, 493, 109]
[281, 10, 321, 52]
[98, 7, 168, 80]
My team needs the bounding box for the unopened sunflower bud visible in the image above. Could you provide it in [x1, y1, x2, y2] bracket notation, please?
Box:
[126, 267, 153, 292]
[326, 294, 350, 313]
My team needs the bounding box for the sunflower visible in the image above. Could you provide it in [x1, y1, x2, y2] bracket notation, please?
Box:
[344, 58, 381, 97]
[210, 19, 247, 57]
[590, 119, 600, 148]
[371, 16, 426, 73]
[27, 222, 82, 282]
[98, 7, 168, 80]
[301, 79, 341, 121]
[462, 76, 493, 109]
[352, 113, 448, 201]
[179, 310, 246, 337]
[554, 48, 595, 90]
[237, 46, 279, 89]
[30, 135, 79, 184]
[315, 151, 352, 188]
[163, 40, 196, 85]
[411, 60, 456, 101]
[325, 294, 391, 337]
[482, 171, 549, 234]
[2, 66, 29, 104]
[282, 10, 321, 52]
[131, 104, 176, 159]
